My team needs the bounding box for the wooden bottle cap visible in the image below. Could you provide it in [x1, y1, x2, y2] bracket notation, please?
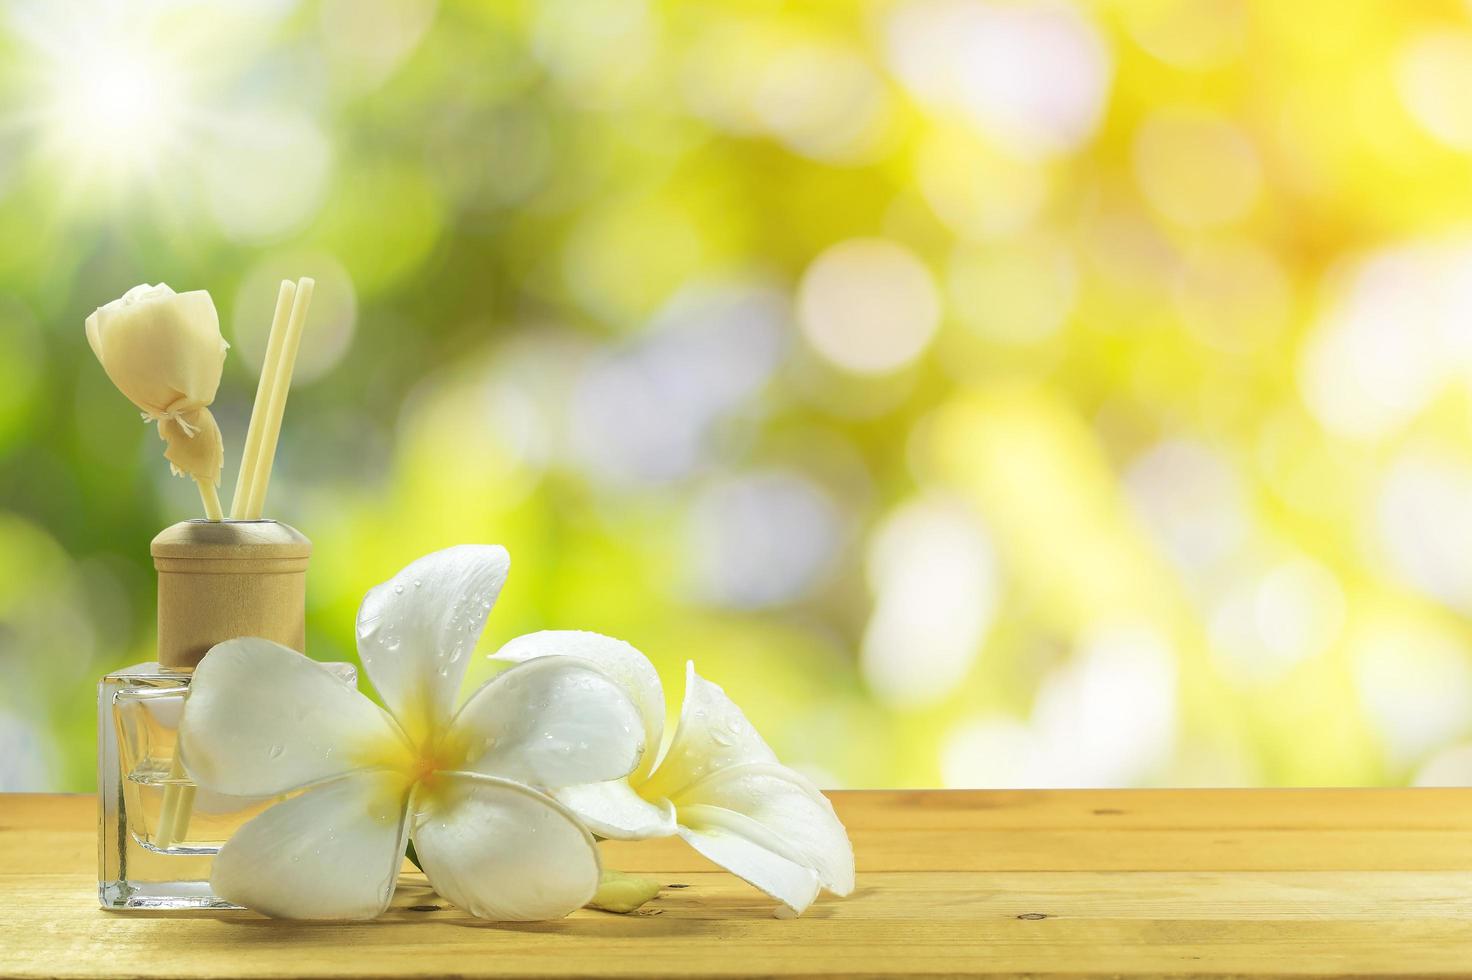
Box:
[151, 520, 311, 669]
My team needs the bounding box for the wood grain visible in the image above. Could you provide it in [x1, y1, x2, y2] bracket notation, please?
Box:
[3, 790, 1472, 978]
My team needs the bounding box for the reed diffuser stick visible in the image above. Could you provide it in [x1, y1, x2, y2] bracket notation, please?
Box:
[230, 280, 297, 520]
[196, 479, 223, 521]
[154, 753, 189, 850]
[243, 277, 314, 520]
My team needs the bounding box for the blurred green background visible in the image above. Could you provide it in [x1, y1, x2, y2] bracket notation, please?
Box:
[5, 0, 1472, 791]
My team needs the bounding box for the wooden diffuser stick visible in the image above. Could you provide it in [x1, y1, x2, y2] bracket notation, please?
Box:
[196, 480, 223, 521]
[243, 277, 313, 521]
[230, 281, 297, 520]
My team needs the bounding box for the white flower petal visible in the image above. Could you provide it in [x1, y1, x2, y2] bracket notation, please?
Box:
[494, 630, 665, 782]
[451, 656, 644, 789]
[677, 817, 820, 916]
[412, 773, 601, 920]
[211, 770, 411, 920]
[642, 662, 777, 802]
[554, 780, 678, 839]
[676, 763, 854, 896]
[181, 638, 401, 796]
[356, 545, 509, 734]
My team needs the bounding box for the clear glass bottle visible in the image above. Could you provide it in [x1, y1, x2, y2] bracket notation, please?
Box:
[99, 659, 355, 909]
[99, 519, 333, 910]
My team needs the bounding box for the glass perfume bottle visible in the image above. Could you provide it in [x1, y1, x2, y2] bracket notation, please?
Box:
[98, 519, 352, 910]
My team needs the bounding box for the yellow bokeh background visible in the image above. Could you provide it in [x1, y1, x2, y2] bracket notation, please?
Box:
[4, 0, 1472, 790]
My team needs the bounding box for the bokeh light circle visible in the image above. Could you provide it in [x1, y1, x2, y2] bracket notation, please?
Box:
[1133, 110, 1261, 228]
[1396, 30, 1472, 153]
[232, 253, 358, 386]
[798, 238, 941, 375]
[861, 495, 997, 708]
[885, 0, 1112, 160]
[202, 107, 333, 243]
[1122, 0, 1248, 71]
[685, 469, 845, 609]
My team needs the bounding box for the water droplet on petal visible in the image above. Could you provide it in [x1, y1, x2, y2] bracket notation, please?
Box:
[268, 744, 284, 760]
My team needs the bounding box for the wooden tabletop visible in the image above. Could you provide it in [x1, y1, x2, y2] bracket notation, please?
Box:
[4, 790, 1472, 978]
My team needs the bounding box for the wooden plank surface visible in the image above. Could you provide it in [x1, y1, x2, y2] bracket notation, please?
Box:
[4, 790, 1472, 978]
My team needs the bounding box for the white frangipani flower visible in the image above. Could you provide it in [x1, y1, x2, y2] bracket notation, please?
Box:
[179, 546, 645, 921]
[494, 632, 855, 916]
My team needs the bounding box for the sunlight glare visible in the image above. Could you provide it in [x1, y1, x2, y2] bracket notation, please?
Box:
[35, 25, 188, 191]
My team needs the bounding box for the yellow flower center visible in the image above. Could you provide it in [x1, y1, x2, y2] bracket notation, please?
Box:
[407, 753, 443, 790]
[350, 719, 472, 805]
[398, 727, 474, 806]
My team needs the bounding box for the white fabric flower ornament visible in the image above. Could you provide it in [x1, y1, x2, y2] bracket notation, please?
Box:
[494, 632, 855, 916]
[179, 546, 645, 920]
[85, 282, 228, 485]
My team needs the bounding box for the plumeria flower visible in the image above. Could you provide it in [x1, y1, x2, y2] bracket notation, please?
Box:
[494, 632, 855, 917]
[179, 546, 645, 920]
